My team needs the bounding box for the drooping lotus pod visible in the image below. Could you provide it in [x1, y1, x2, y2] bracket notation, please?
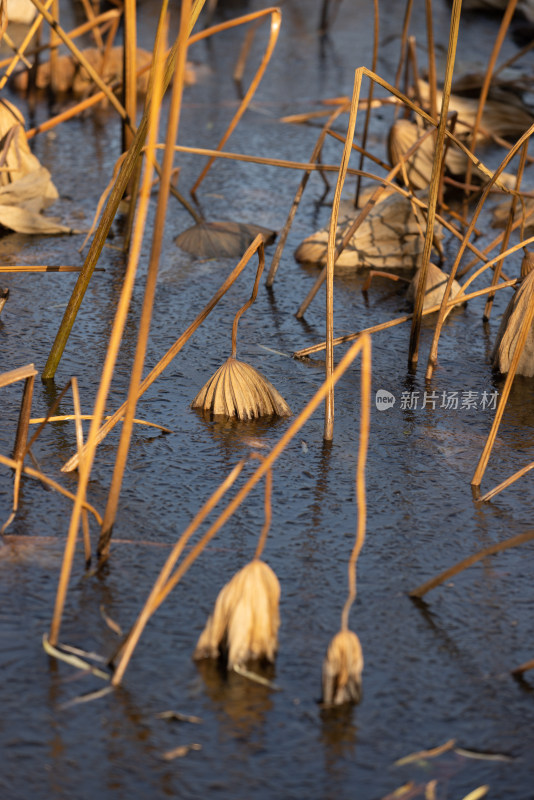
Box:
[191, 357, 291, 420]
[193, 559, 280, 669]
[321, 629, 364, 706]
[492, 250, 534, 376]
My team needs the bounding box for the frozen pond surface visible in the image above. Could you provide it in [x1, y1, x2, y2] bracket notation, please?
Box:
[1, 1, 534, 798]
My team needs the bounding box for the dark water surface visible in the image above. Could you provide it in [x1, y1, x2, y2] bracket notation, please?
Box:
[1, 1, 534, 798]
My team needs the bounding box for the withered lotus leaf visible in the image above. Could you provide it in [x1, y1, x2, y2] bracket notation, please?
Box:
[193, 559, 280, 669]
[191, 357, 291, 420]
[322, 629, 364, 706]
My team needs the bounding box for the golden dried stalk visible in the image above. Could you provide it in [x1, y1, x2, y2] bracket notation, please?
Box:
[322, 630, 363, 706]
[191, 357, 291, 420]
[193, 559, 280, 669]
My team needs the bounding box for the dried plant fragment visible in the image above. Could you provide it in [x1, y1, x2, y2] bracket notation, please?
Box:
[418, 79, 534, 142]
[191, 356, 290, 420]
[175, 221, 276, 259]
[321, 629, 363, 706]
[407, 262, 462, 311]
[388, 118, 500, 190]
[13, 47, 184, 97]
[492, 251, 534, 376]
[193, 559, 280, 669]
[0, 101, 71, 234]
[295, 193, 442, 272]
[0, 287, 8, 315]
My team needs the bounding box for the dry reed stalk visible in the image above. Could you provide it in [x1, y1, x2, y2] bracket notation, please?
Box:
[189, 7, 282, 196]
[111, 459, 246, 685]
[78, 0, 104, 49]
[1, 365, 37, 533]
[191, 237, 290, 419]
[479, 460, 534, 502]
[354, 0, 379, 209]
[30, 414, 171, 432]
[47, 17, 172, 644]
[0, 452, 102, 523]
[511, 657, 534, 676]
[233, 17, 263, 86]
[70, 376, 91, 566]
[484, 140, 528, 320]
[0, 0, 54, 93]
[194, 459, 280, 669]
[265, 103, 348, 287]
[293, 278, 518, 359]
[2, 32, 33, 69]
[61, 238, 269, 473]
[98, 4, 187, 559]
[393, 0, 413, 94]
[463, 0, 518, 208]
[322, 335, 370, 706]
[112, 334, 372, 685]
[0, 266, 103, 272]
[42, 1, 207, 379]
[407, 0, 462, 370]
[424, 0, 437, 121]
[426, 119, 534, 383]
[409, 529, 534, 599]
[122, 0, 137, 157]
[324, 68, 363, 440]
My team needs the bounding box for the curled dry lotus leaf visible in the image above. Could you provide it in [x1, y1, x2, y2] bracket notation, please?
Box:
[0, 101, 71, 233]
[175, 221, 276, 259]
[418, 79, 534, 142]
[322, 629, 363, 706]
[407, 262, 463, 311]
[191, 356, 291, 420]
[193, 559, 280, 669]
[492, 270, 534, 377]
[295, 191, 442, 271]
[388, 118, 513, 189]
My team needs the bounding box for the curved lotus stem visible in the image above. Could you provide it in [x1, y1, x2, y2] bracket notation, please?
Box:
[250, 453, 272, 560]
[231, 241, 265, 358]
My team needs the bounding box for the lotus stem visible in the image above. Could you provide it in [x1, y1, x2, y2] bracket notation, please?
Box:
[340, 335, 371, 631]
[231, 241, 265, 359]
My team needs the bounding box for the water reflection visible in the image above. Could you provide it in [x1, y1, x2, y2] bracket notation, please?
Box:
[319, 703, 358, 765]
[195, 659, 274, 739]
